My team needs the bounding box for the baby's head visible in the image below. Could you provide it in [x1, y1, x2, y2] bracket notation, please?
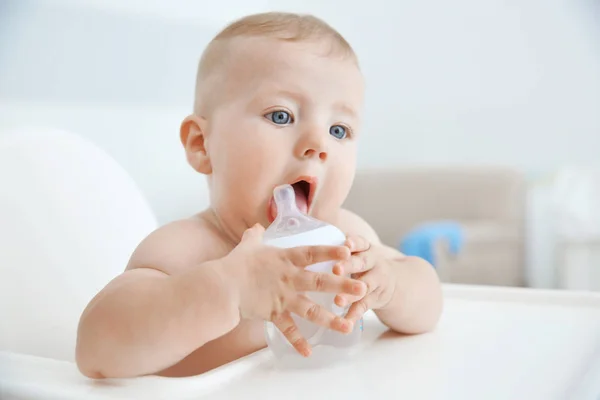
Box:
[180, 12, 364, 241]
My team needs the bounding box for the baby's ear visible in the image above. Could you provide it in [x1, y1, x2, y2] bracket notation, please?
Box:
[180, 114, 212, 174]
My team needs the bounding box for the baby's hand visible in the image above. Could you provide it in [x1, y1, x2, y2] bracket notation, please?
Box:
[333, 234, 397, 324]
[223, 224, 367, 356]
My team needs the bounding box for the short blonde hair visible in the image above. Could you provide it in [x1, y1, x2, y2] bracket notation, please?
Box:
[194, 12, 357, 113]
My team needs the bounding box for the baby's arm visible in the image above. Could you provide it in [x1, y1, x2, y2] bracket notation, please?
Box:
[338, 209, 443, 334]
[76, 219, 240, 379]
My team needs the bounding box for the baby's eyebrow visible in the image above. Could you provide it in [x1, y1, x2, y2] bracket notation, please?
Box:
[254, 88, 304, 104]
[276, 89, 305, 103]
[333, 102, 358, 119]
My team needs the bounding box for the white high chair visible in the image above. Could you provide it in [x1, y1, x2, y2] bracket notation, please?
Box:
[1, 128, 600, 400]
[0, 127, 157, 362]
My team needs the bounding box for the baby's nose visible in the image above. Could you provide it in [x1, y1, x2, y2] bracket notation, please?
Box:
[295, 129, 328, 161]
[302, 147, 327, 161]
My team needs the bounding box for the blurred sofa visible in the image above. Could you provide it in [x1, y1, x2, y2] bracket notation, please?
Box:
[343, 167, 526, 287]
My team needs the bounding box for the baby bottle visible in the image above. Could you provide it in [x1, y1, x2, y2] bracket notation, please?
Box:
[263, 184, 362, 368]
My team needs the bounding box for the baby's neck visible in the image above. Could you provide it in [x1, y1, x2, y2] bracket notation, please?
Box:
[197, 208, 242, 248]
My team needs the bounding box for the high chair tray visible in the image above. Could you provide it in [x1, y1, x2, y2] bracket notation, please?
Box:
[2, 284, 600, 400]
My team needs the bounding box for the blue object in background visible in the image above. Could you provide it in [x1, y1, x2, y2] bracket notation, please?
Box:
[400, 221, 464, 267]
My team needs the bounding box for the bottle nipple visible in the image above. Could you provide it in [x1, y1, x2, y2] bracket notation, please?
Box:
[266, 184, 324, 239]
[273, 184, 302, 217]
[286, 217, 300, 229]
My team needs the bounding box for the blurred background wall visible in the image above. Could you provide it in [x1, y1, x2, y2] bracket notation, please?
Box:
[2, 0, 599, 223]
[2, 0, 600, 290]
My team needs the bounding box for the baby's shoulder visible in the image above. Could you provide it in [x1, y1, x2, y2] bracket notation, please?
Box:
[126, 211, 233, 275]
[335, 208, 380, 243]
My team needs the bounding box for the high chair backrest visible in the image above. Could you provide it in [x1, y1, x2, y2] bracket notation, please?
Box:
[0, 127, 158, 361]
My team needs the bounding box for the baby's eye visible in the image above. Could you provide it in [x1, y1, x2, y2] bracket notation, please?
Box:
[329, 125, 347, 139]
[265, 111, 293, 125]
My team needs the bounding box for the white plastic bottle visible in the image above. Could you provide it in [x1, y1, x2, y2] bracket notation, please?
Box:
[263, 184, 363, 368]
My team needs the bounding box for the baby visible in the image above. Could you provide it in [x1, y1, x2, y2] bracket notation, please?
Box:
[75, 12, 443, 379]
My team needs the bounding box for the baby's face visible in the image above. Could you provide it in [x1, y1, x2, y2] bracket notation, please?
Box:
[201, 37, 364, 238]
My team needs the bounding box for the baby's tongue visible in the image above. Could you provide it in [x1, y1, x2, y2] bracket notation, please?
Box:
[293, 184, 309, 214]
[269, 184, 308, 220]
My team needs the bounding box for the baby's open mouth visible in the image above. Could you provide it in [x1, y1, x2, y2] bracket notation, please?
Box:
[268, 177, 315, 222]
[291, 180, 311, 214]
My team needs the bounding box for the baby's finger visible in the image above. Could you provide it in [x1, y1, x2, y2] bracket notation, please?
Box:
[288, 295, 353, 334]
[285, 245, 350, 268]
[240, 223, 265, 244]
[345, 234, 371, 253]
[345, 295, 375, 324]
[334, 269, 377, 307]
[333, 253, 375, 276]
[294, 270, 366, 296]
[334, 293, 362, 308]
[273, 312, 311, 357]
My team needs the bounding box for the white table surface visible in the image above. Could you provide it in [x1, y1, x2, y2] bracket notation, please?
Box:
[2, 284, 600, 400]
